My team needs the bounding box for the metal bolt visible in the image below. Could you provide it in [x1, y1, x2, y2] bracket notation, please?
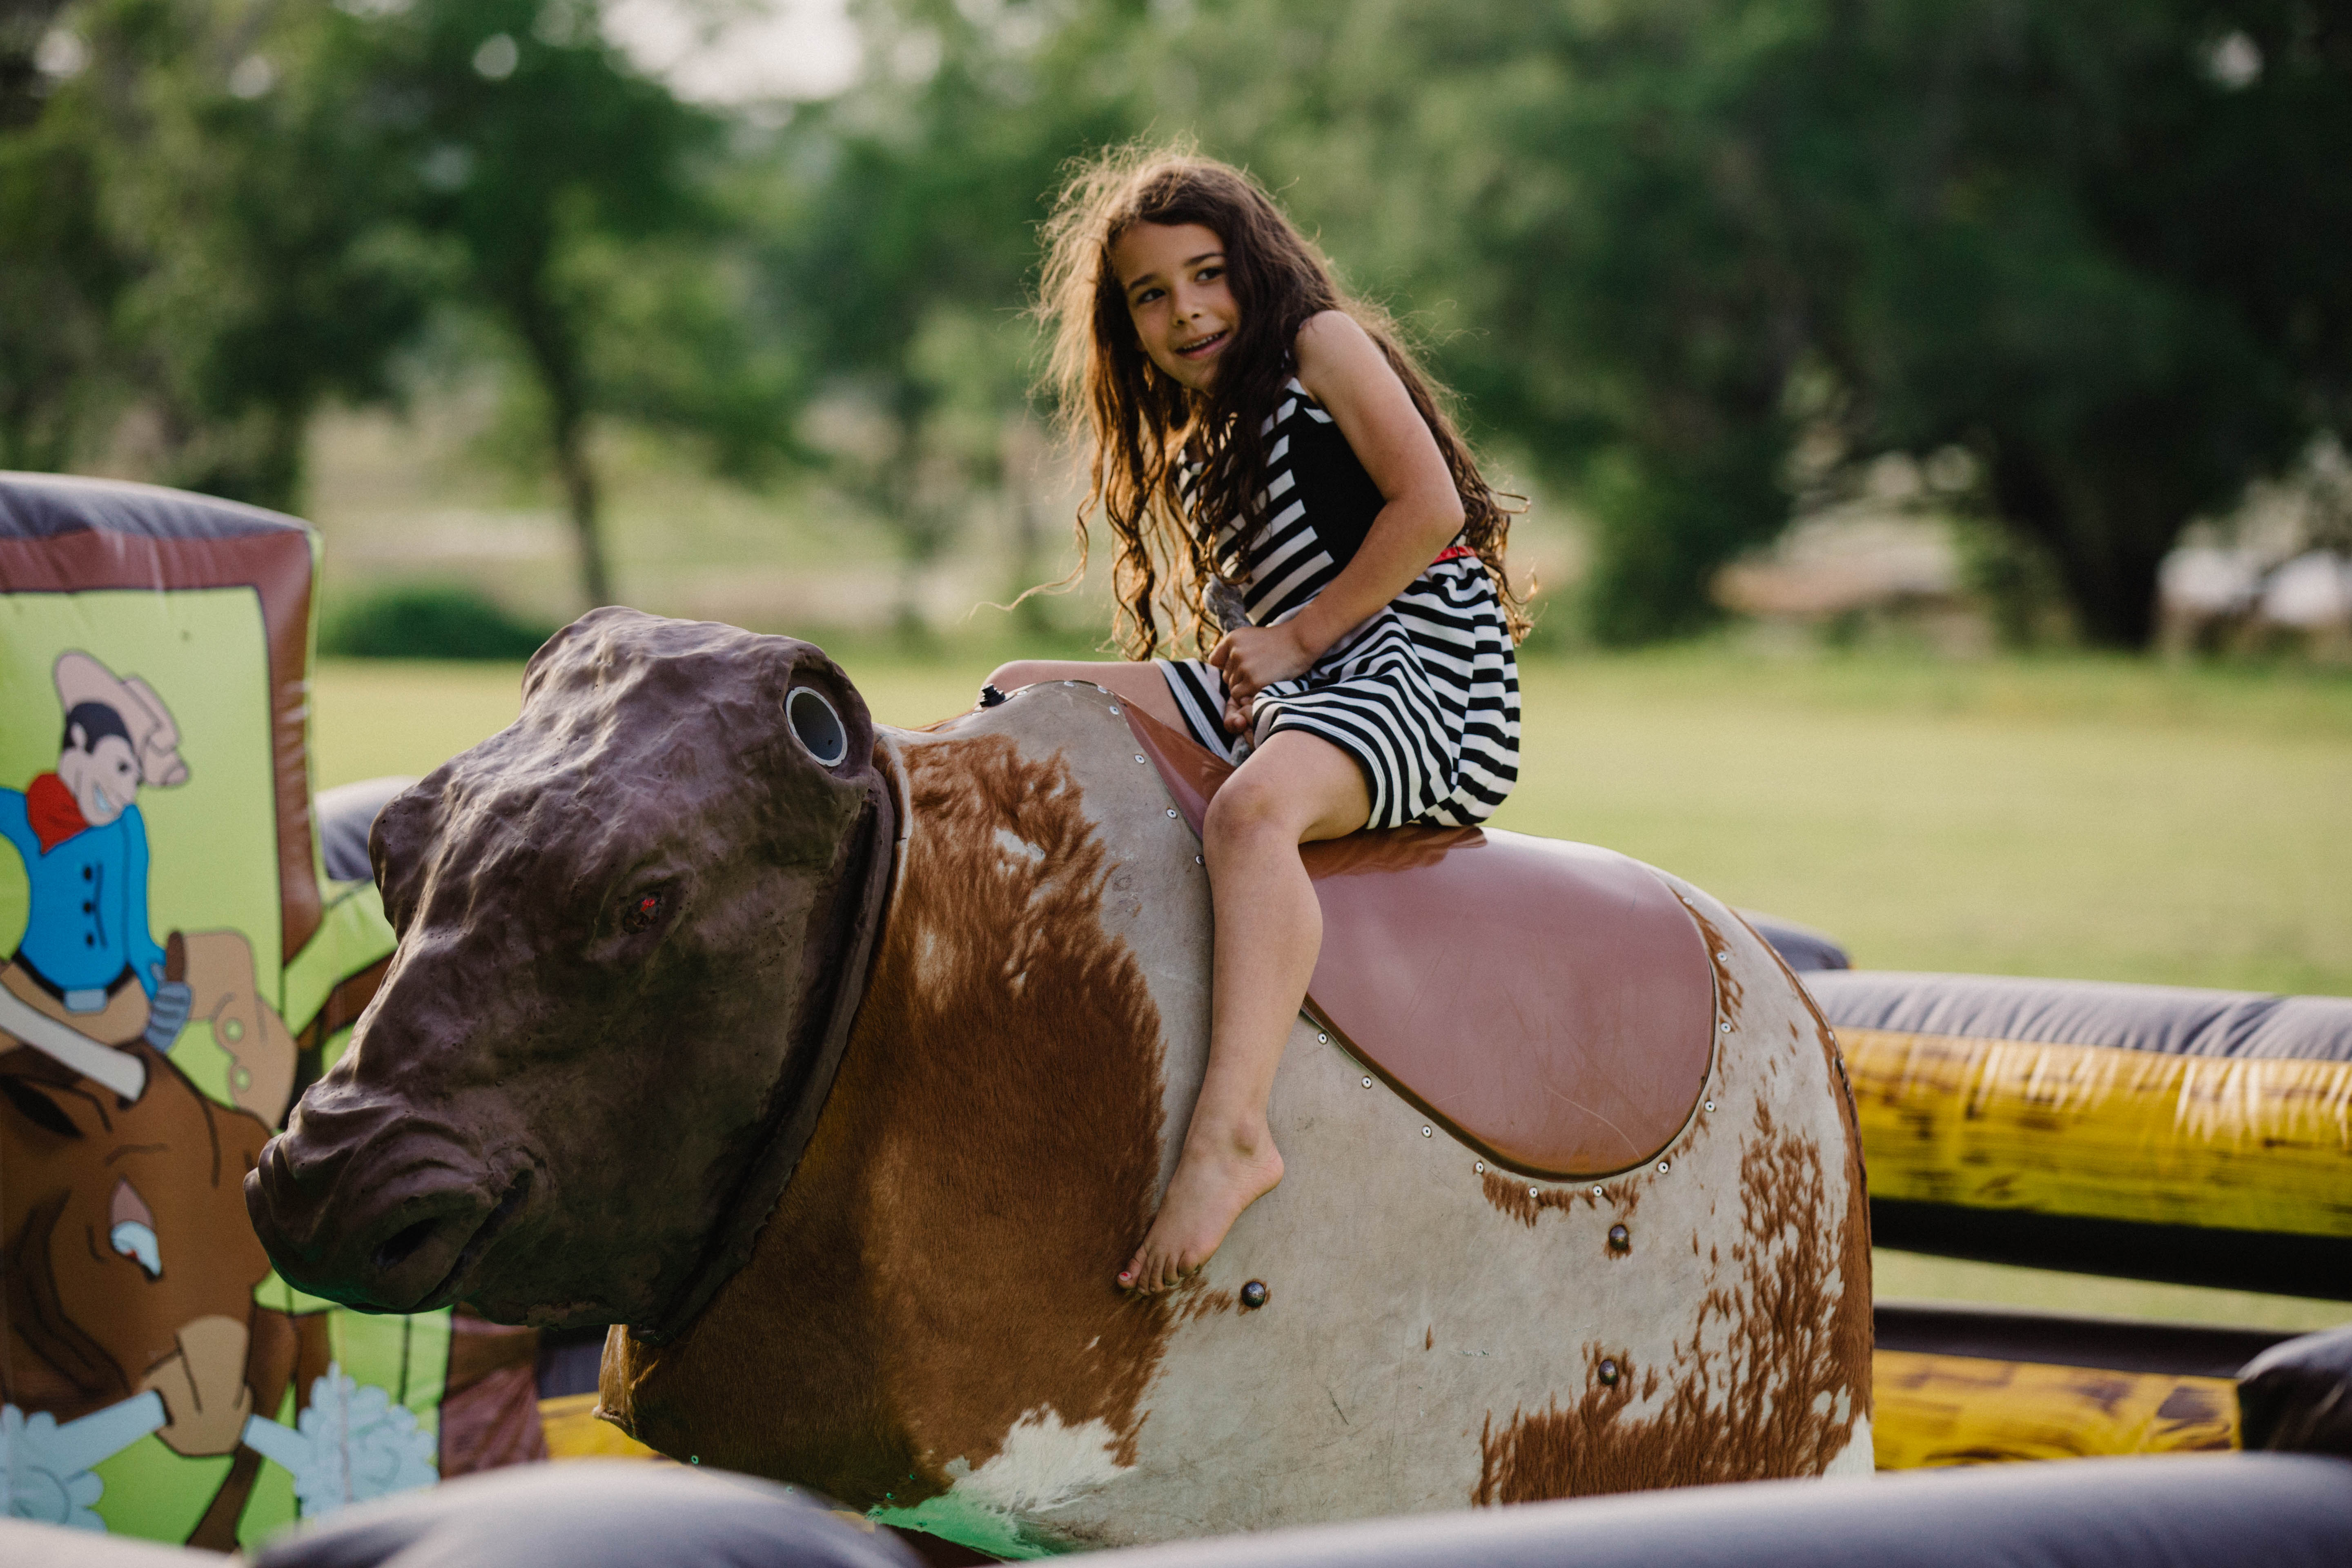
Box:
[1361, 1076, 1373, 1088]
[1720, 1023, 1732, 1033]
[1136, 754, 1147, 763]
[1608, 1223, 1630, 1252]
[1704, 1100, 1715, 1112]
[1529, 1187, 1539, 1198]
[1108, 706, 1120, 715]
[1317, 1033, 1328, 1043]
[1717, 951, 1730, 961]
[1167, 808, 1179, 818]
[1421, 1126, 1433, 1138]
[1196, 855, 1204, 864]
[1598, 1358, 1621, 1385]
[1657, 1160, 1670, 1175]
[1591, 1185, 1602, 1197]
[1475, 1161, 1486, 1174]
[1240, 1279, 1270, 1309]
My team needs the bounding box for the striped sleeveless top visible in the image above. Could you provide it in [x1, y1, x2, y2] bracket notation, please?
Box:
[1157, 379, 1521, 830]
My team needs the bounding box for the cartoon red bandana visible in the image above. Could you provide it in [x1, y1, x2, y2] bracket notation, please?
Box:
[26, 772, 89, 853]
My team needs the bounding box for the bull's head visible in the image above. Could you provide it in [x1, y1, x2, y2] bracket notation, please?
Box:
[246, 610, 895, 1335]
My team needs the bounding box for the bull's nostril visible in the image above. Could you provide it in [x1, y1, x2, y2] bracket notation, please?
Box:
[373, 1217, 444, 1274]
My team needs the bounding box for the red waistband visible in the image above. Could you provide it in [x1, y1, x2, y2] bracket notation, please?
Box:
[1433, 544, 1477, 564]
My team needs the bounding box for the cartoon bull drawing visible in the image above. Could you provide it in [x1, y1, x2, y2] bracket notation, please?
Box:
[249, 609, 1871, 1555]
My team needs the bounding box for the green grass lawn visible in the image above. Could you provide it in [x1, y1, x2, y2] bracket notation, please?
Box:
[311, 644, 2352, 1331]
[314, 644, 2352, 995]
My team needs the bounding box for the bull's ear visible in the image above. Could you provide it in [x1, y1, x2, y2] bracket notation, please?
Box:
[370, 790, 430, 931]
[521, 606, 635, 704]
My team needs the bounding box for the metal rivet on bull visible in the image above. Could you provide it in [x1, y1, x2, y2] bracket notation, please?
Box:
[1136, 754, 1147, 763]
[1705, 1100, 1715, 1111]
[1657, 1160, 1670, 1174]
[1591, 1185, 1602, 1196]
[1529, 1187, 1539, 1198]
[1720, 1022, 1732, 1033]
[1196, 855, 1204, 864]
[1475, 1161, 1486, 1174]
[1108, 706, 1120, 715]
[1421, 1126, 1433, 1138]
[1608, 1223, 1630, 1252]
[1599, 1359, 1621, 1385]
[1361, 1076, 1372, 1087]
[1718, 951, 1729, 961]
[1167, 808, 1179, 817]
[1241, 1280, 1270, 1310]
[1317, 1032, 1328, 1042]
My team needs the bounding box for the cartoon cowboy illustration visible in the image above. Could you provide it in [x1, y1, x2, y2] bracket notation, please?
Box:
[0, 652, 195, 1074]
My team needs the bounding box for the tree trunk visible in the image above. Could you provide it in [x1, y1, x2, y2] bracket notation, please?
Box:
[511, 293, 612, 609]
[1989, 448, 2165, 649]
[1003, 415, 1052, 634]
[550, 404, 612, 609]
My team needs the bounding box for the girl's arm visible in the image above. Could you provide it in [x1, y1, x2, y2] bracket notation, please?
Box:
[1208, 311, 1465, 719]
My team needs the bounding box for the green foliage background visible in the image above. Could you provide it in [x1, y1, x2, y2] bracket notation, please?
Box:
[4, 0, 2348, 645]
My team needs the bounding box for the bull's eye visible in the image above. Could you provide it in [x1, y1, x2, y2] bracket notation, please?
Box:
[787, 686, 849, 768]
[620, 891, 665, 935]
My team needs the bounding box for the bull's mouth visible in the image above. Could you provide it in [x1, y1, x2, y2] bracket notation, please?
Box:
[399, 1167, 532, 1310]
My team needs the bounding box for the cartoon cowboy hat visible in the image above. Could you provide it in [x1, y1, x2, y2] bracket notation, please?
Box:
[53, 651, 190, 788]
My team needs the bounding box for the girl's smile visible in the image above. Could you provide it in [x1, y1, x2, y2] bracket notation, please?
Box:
[1113, 220, 1238, 390]
[1175, 327, 1229, 360]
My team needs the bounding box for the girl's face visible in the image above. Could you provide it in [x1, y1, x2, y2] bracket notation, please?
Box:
[1111, 221, 1237, 392]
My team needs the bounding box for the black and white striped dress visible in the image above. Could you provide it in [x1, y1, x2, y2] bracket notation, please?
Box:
[1158, 379, 1521, 830]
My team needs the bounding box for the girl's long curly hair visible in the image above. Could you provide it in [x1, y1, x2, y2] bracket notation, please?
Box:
[1037, 145, 1528, 659]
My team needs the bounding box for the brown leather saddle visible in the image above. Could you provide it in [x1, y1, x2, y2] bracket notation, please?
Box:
[1125, 705, 1715, 1178]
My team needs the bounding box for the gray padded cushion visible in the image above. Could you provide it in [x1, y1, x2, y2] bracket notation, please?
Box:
[0, 470, 306, 540]
[1734, 909, 1851, 972]
[1100, 1454, 2352, 1568]
[252, 1461, 920, 1568]
[1806, 969, 2352, 1061]
[315, 776, 419, 884]
[2242, 1326, 2352, 1457]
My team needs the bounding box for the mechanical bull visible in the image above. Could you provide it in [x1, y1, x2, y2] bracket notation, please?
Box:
[247, 609, 1872, 1554]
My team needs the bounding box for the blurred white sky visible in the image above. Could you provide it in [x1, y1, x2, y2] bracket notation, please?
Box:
[600, 0, 860, 103]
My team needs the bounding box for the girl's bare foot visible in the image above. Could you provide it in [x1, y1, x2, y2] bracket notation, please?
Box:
[1119, 1129, 1285, 1293]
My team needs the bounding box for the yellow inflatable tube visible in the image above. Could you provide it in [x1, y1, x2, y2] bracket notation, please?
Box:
[1842, 1027, 2352, 1237]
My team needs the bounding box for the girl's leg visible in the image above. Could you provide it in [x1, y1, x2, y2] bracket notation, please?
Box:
[982, 659, 1186, 732]
[1120, 730, 1370, 1292]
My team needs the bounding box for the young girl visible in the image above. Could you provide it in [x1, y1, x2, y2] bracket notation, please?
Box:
[988, 149, 1526, 1293]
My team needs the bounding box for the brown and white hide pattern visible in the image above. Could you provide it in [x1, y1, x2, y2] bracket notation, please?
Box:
[600, 680, 1871, 1553]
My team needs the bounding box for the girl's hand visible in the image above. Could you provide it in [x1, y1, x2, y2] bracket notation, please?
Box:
[1207, 624, 1316, 736]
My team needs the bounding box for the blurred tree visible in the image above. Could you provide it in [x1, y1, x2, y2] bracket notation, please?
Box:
[359, 0, 773, 608]
[749, 0, 1143, 635]
[1, 0, 433, 505]
[1823, 0, 2352, 646]
[0, 0, 118, 472]
[802, 0, 2352, 647]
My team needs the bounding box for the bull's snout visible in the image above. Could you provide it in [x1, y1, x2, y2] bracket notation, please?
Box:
[246, 1091, 522, 1314]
